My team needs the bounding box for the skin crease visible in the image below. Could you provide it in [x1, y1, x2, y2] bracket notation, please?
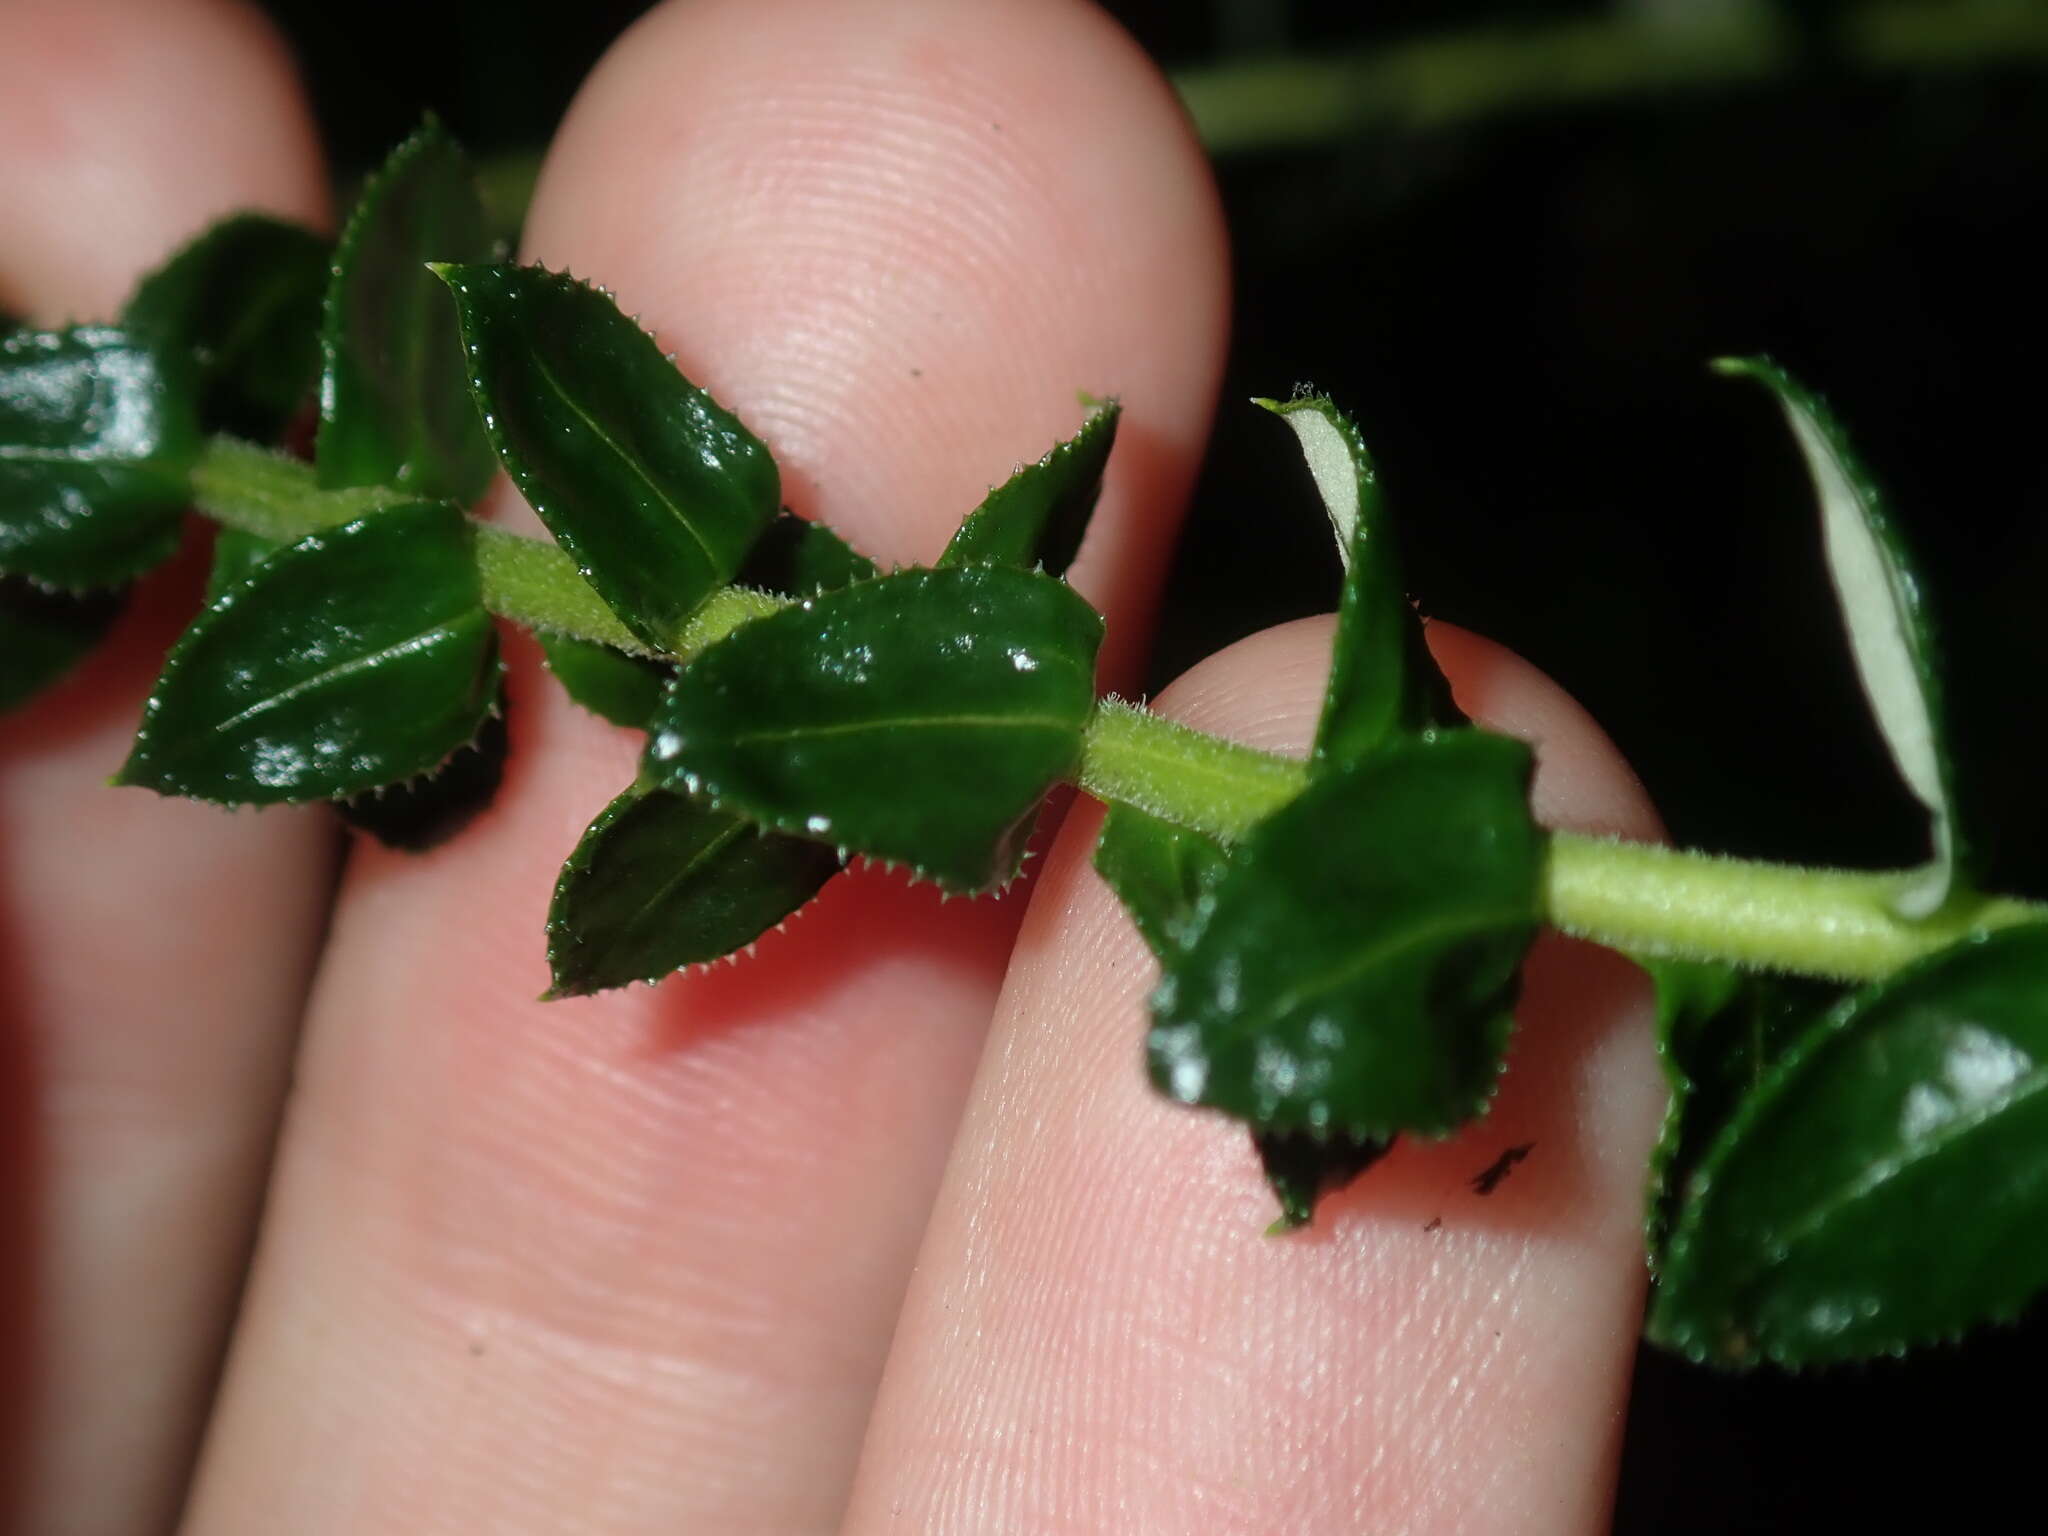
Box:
[0, 2, 1673, 1532]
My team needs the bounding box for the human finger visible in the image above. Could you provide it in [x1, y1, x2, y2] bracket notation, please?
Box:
[0, 2, 331, 1531]
[845, 616, 1667, 1534]
[183, 1, 1227, 1530]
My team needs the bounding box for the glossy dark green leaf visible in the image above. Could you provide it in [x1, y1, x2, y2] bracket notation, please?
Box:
[645, 565, 1102, 892]
[1092, 802, 1230, 960]
[738, 509, 878, 598]
[116, 500, 497, 803]
[538, 631, 672, 730]
[203, 526, 284, 605]
[0, 574, 123, 712]
[546, 781, 844, 998]
[1640, 958, 1841, 1270]
[1095, 805, 1400, 1228]
[1717, 356, 1969, 918]
[123, 213, 328, 441]
[1258, 395, 1456, 770]
[1255, 1129, 1395, 1233]
[435, 261, 779, 650]
[938, 403, 1118, 577]
[317, 121, 495, 501]
[336, 686, 507, 850]
[0, 327, 198, 589]
[1650, 924, 2048, 1368]
[1149, 730, 1542, 1139]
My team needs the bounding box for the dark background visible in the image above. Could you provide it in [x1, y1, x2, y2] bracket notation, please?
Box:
[256, 1, 2048, 1528]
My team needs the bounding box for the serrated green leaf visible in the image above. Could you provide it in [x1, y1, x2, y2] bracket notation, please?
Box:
[738, 509, 879, 598]
[1254, 1129, 1395, 1232]
[1650, 924, 2048, 1369]
[645, 565, 1101, 892]
[116, 500, 497, 803]
[317, 120, 495, 502]
[123, 213, 328, 442]
[435, 261, 779, 651]
[0, 574, 123, 712]
[1094, 804, 1396, 1226]
[336, 686, 507, 850]
[1716, 356, 1968, 918]
[1255, 392, 1367, 571]
[1148, 730, 1542, 1139]
[1640, 957, 1841, 1270]
[938, 403, 1119, 576]
[0, 327, 198, 589]
[545, 781, 844, 998]
[538, 632, 671, 730]
[1093, 802, 1230, 960]
[203, 526, 284, 605]
[1258, 394, 1456, 770]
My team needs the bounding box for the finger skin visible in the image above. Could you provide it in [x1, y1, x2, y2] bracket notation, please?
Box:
[844, 618, 1667, 1534]
[184, 2, 1227, 1530]
[0, 3, 331, 1532]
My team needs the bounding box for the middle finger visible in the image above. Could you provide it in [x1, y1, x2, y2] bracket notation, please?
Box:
[184, 1, 1227, 1530]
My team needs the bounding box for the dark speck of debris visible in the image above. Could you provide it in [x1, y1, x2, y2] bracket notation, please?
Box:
[468, 1340, 486, 1357]
[1423, 1216, 1442, 1233]
[909, 367, 922, 377]
[1470, 1142, 1534, 1196]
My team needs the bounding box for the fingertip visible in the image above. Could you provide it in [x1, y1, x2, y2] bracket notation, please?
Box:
[0, 0, 327, 321]
[515, 0, 1227, 675]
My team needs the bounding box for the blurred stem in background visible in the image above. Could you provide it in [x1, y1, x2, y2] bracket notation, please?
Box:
[471, 0, 2048, 225]
[1180, 0, 2048, 153]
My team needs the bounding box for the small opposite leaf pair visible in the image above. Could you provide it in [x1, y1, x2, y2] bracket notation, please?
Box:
[116, 122, 502, 815]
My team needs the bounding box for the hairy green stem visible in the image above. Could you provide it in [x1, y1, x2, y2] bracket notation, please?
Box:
[192, 438, 778, 658]
[187, 434, 2048, 984]
[1175, 0, 2048, 154]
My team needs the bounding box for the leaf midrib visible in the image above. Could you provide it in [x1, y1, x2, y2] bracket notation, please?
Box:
[1215, 902, 1532, 1040]
[193, 611, 480, 742]
[523, 344, 720, 574]
[1725, 1054, 2048, 1290]
[726, 712, 1079, 746]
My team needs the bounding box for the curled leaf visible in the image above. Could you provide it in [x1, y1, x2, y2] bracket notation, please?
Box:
[1717, 356, 1968, 918]
[1258, 394, 1458, 771]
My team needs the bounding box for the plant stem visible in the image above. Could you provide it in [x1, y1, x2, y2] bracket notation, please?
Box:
[187, 435, 2048, 984]
[1073, 721, 2048, 985]
[191, 438, 778, 659]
